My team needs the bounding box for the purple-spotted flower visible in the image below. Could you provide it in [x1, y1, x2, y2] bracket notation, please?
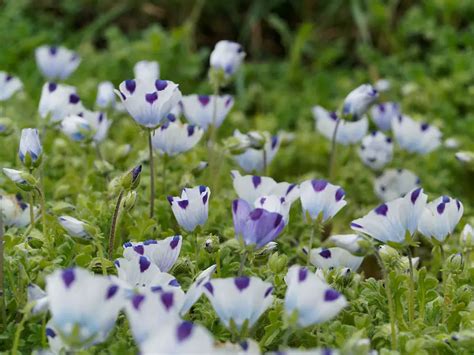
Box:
[27, 283, 49, 315]
[39, 82, 84, 122]
[151, 115, 203, 156]
[392, 115, 441, 154]
[253, 195, 292, 225]
[3, 168, 34, 189]
[19, 128, 43, 168]
[210, 40, 246, 77]
[327, 234, 366, 255]
[116, 79, 182, 129]
[0, 71, 22, 101]
[44, 321, 68, 354]
[232, 199, 285, 249]
[60, 115, 93, 142]
[418, 196, 464, 242]
[168, 186, 210, 232]
[219, 338, 261, 354]
[122, 235, 182, 273]
[233, 130, 280, 173]
[309, 247, 364, 272]
[0, 194, 37, 227]
[358, 131, 393, 170]
[351, 188, 428, 244]
[81, 110, 111, 143]
[342, 84, 378, 121]
[96, 81, 117, 109]
[58, 216, 90, 239]
[180, 94, 234, 130]
[140, 320, 215, 355]
[312, 106, 368, 145]
[35, 45, 81, 80]
[370, 102, 400, 131]
[134, 60, 160, 81]
[374, 168, 420, 202]
[46, 268, 124, 348]
[203, 276, 274, 330]
[299, 179, 347, 222]
[284, 265, 347, 327]
[180, 264, 216, 316]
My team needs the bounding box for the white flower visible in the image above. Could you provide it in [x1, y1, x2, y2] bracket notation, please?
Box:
[312, 106, 368, 145]
[3, 168, 27, 185]
[253, 195, 292, 225]
[60, 115, 93, 142]
[81, 110, 111, 142]
[134, 60, 160, 81]
[45, 321, 68, 354]
[351, 188, 427, 244]
[374, 168, 420, 202]
[116, 79, 182, 129]
[327, 234, 365, 254]
[96, 81, 117, 109]
[58, 216, 89, 239]
[455, 151, 474, 164]
[392, 115, 441, 154]
[46, 268, 124, 348]
[358, 131, 393, 170]
[151, 115, 203, 156]
[374, 78, 391, 92]
[284, 265, 347, 327]
[168, 186, 210, 232]
[418, 196, 464, 242]
[233, 130, 280, 173]
[38, 82, 84, 122]
[180, 94, 234, 130]
[203, 276, 273, 330]
[35, 45, 81, 80]
[0, 194, 37, 228]
[299, 179, 347, 222]
[27, 283, 49, 315]
[19, 128, 43, 167]
[444, 137, 460, 149]
[180, 264, 216, 316]
[218, 339, 261, 354]
[342, 84, 378, 121]
[370, 102, 399, 131]
[309, 247, 364, 272]
[460, 224, 473, 247]
[0, 72, 22, 101]
[210, 40, 246, 76]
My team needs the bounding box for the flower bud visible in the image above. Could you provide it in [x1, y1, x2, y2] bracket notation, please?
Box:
[192, 161, 208, 176]
[268, 252, 287, 274]
[121, 190, 137, 212]
[246, 131, 266, 150]
[204, 235, 220, 253]
[446, 253, 463, 273]
[0, 117, 14, 137]
[19, 128, 43, 169]
[210, 40, 245, 79]
[3, 168, 37, 191]
[120, 165, 142, 191]
[94, 159, 113, 175]
[460, 224, 473, 249]
[224, 136, 250, 155]
[58, 216, 91, 240]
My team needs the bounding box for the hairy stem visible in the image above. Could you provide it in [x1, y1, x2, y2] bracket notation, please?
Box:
[306, 222, 317, 266]
[108, 190, 124, 259]
[406, 247, 415, 325]
[0, 208, 5, 329]
[162, 153, 168, 196]
[11, 303, 33, 355]
[328, 118, 341, 180]
[440, 246, 449, 323]
[238, 250, 248, 276]
[148, 129, 155, 219]
[35, 187, 48, 245]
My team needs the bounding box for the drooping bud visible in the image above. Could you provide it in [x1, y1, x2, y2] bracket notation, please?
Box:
[120, 165, 142, 191]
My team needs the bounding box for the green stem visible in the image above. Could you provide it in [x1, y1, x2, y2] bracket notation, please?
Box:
[35, 187, 48, 245]
[306, 222, 317, 266]
[406, 247, 415, 326]
[263, 149, 268, 176]
[108, 190, 124, 259]
[281, 325, 293, 348]
[238, 250, 248, 276]
[96, 237, 108, 276]
[194, 234, 200, 264]
[28, 192, 35, 231]
[0, 207, 5, 330]
[328, 118, 341, 180]
[11, 303, 33, 355]
[148, 129, 155, 219]
[207, 84, 220, 189]
[215, 248, 221, 278]
[440, 246, 449, 323]
[162, 153, 168, 196]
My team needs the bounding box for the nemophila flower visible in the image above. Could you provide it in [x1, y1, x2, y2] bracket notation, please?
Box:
[3, 168, 34, 190]
[0, 71, 22, 101]
[219, 338, 261, 354]
[444, 137, 460, 149]
[60, 115, 93, 142]
[96, 81, 116, 109]
[27, 283, 49, 315]
[39, 82, 84, 122]
[0, 194, 36, 227]
[312, 106, 368, 145]
[123, 235, 182, 273]
[151, 115, 203, 156]
[203, 276, 274, 330]
[81, 110, 111, 143]
[309, 247, 364, 272]
[116, 79, 182, 129]
[374, 168, 420, 202]
[254, 195, 292, 224]
[370, 102, 400, 131]
[342, 84, 378, 121]
[231, 170, 299, 205]
[125, 288, 184, 344]
[180, 94, 234, 130]
[460, 224, 473, 247]
[232, 199, 285, 249]
[134, 60, 160, 81]
[268, 348, 337, 355]
[210, 40, 245, 76]
[168, 186, 210, 232]
[43, 321, 68, 354]
[19, 128, 43, 168]
[351, 188, 428, 244]
[284, 265, 347, 327]
[180, 264, 216, 316]
[46, 268, 123, 348]
[392, 115, 442, 154]
[57, 216, 90, 239]
[299, 179, 347, 222]
[35, 45, 80, 80]
[358, 131, 393, 170]
[140, 320, 215, 355]
[374, 78, 391, 92]
[327, 234, 366, 254]
[233, 130, 280, 173]
[418, 196, 464, 242]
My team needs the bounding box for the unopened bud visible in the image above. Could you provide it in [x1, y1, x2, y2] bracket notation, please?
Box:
[0, 117, 14, 137]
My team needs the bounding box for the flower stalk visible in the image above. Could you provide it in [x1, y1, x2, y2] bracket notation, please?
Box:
[108, 190, 124, 259]
[148, 129, 155, 219]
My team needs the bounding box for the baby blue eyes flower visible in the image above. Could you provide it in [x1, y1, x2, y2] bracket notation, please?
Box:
[418, 196, 464, 242]
[342, 83, 378, 121]
[180, 94, 234, 130]
[80, 110, 111, 143]
[134, 60, 160, 81]
[203, 276, 274, 330]
[168, 186, 210, 232]
[60, 115, 93, 141]
[0, 71, 22, 101]
[232, 130, 280, 173]
[39, 82, 84, 122]
[309, 247, 364, 272]
[27, 283, 49, 315]
[358, 131, 393, 171]
[151, 116, 203, 156]
[284, 265, 347, 327]
[392, 115, 442, 154]
[351, 188, 428, 244]
[299, 179, 347, 223]
[57, 216, 89, 239]
[232, 199, 285, 249]
[35, 45, 81, 80]
[19, 128, 43, 168]
[116, 79, 182, 129]
[374, 168, 420, 202]
[96, 81, 118, 109]
[210, 40, 246, 76]
[370, 102, 400, 131]
[0, 194, 37, 228]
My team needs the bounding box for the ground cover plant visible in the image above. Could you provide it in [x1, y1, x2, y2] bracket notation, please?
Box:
[1, 1, 474, 354]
